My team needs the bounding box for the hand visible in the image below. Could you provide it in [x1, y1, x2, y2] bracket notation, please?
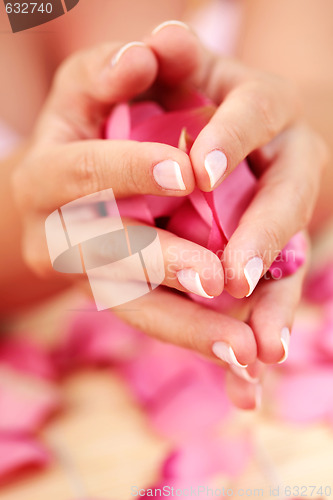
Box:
[11, 23, 324, 409]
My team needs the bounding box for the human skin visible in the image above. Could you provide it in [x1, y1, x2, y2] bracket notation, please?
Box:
[0, 1, 331, 408]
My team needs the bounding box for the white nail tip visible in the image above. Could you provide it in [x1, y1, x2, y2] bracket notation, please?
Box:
[278, 327, 291, 364]
[230, 365, 259, 384]
[212, 342, 248, 368]
[177, 269, 213, 298]
[204, 150, 227, 189]
[153, 160, 186, 191]
[111, 42, 146, 67]
[152, 20, 190, 35]
[244, 257, 264, 297]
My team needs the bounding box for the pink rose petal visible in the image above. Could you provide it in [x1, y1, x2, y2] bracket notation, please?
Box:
[0, 367, 60, 434]
[0, 338, 57, 380]
[105, 103, 131, 140]
[54, 304, 145, 372]
[0, 435, 49, 480]
[276, 368, 333, 425]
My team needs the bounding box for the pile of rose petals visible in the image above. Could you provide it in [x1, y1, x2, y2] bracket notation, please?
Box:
[0, 314, 252, 488]
[1, 261, 333, 492]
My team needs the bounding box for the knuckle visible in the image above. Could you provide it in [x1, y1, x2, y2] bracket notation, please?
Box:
[126, 149, 145, 194]
[224, 120, 247, 159]
[246, 83, 278, 138]
[261, 219, 285, 258]
[74, 147, 102, 196]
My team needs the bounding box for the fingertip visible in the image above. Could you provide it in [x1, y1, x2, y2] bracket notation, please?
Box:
[226, 371, 259, 410]
[108, 43, 158, 100]
[147, 21, 200, 84]
[250, 308, 289, 365]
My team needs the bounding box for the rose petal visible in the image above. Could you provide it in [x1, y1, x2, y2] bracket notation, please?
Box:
[130, 107, 215, 146]
[105, 103, 131, 140]
[0, 367, 60, 434]
[0, 435, 49, 480]
[0, 338, 57, 380]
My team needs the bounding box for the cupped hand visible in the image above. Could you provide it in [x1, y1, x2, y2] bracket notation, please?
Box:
[11, 22, 325, 409]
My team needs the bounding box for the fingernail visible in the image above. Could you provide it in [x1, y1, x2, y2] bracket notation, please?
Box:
[111, 41, 146, 67]
[153, 160, 186, 191]
[244, 257, 264, 297]
[152, 20, 190, 35]
[255, 384, 262, 410]
[230, 365, 259, 384]
[177, 268, 213, 298]
[212, 342, 248, 368]
[278, 327, 291, 364]
[204, 150, 228, 189]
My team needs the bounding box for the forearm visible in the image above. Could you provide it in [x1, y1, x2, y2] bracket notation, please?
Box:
[0, 146, 69, 316]
[237, 0, 333, 229]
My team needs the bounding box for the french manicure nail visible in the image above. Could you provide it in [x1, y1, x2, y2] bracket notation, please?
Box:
[153, 160, 186, 191]
[177, 268, 213, 298]
[230, 365, 259, 384]
[212, 342, 248, 368]
[278, 327, 291, 364]
[204, 150, 227, 189]
[255, 384, 262, 410]
[244, 257, 264, 297]
[152, 20, 190, 35]
[111, 41, 146, 67]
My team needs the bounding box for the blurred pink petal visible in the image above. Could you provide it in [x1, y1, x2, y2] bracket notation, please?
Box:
[163, 436, 252, 481]
[0, 338, 57, 380]
[105, 103, 131, 140]
[0, 367, 60, 433]
[141, 435, 252, 497]
[54, 304, 145, 372]
[149, 374, 231, 439]
[0, 435, 49, 480]
[305, 259, 333, 304]
[317, 304, 333, 359]
[269, 232, 307, 279]
[120, 339, 231, 438]
[276, 368, 333, 425]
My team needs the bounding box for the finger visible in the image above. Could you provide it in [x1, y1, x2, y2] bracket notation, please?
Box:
[147, 227, 224, 297]
[17, 139, 195, 211]
[37, 41, 158, 141]
[114, 287, 257, 366]
[77, 220, 224, 298]
[223, 125, 325, 298]
[21, 209, 224, 300]
[249, 248, 308, 364]
[225, 370, 262, 410]
[147, 21, 201, 84]
[190, 75, 298, 191]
